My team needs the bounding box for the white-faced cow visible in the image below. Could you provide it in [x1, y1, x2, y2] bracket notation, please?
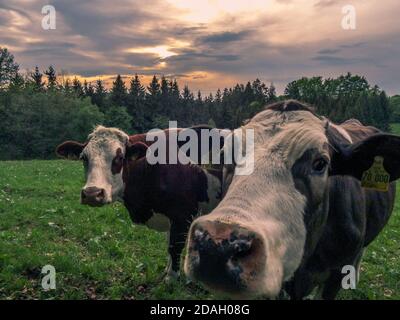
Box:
[184, 100, 400, 299]
[56, 126, 222, 279]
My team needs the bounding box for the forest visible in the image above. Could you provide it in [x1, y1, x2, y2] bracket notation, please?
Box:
[0, 47, 398, 160]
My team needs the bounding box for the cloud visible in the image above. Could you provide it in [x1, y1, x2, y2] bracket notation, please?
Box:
[340, 42, 366, 49]
[76, 69, 108, 77]
[314, 0, 337, 8]
[317, 48, 341, 55]
[0, 0, 400, 95]
[312, 55, 359, 65]
[22, 42, 76, 55]
[0, 3, 32, 22]
[200, 31, 251, 44]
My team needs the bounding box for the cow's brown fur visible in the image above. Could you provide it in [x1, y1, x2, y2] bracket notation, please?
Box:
[122, 131, 221, 276]
[56, 127, 222, 278]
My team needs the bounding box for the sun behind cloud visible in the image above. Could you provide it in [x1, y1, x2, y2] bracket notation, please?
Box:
[125, 45, 177, 59]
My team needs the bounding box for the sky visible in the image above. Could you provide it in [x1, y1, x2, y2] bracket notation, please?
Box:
[0, 0, 399, 95]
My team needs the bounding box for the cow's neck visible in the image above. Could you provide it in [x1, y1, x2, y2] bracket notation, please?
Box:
[198, 168, 222, 215]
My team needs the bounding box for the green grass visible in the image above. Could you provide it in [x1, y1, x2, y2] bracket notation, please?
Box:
[0, 160, 399, 300]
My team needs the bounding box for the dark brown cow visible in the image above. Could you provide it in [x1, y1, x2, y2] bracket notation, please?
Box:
[184, 100, 400, 299]
[56, 126, 222, 279]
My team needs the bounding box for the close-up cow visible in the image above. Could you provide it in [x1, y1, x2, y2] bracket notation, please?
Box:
[184, 100, 400, 299]
[56, 126, 222, 279]
[3, 0, 400, 306]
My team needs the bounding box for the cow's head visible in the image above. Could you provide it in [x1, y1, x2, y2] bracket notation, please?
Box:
[56, 126, 146, 206]
[184, 100, 400, 298]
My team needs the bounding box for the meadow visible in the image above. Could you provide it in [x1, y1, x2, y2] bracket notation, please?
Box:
[0, 158, 399, 300]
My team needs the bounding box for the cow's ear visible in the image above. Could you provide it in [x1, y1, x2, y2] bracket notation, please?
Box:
[125, 142, 148, 161]
[56, 141, 85, 160]
[330, 133, 400, 182]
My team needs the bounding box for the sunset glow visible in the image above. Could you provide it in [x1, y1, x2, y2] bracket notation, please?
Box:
[0, 0, 399, 94]
[125, 46, 178, 59]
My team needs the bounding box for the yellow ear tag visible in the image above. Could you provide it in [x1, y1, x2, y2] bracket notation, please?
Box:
[361, 156, 390, 192]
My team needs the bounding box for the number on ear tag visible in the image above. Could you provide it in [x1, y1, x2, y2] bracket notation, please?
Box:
[361, 156, 390, 192]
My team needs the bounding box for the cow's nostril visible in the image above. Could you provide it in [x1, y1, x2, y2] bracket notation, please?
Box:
[191, 223, 255, 260]
[81, 187, 106, 205]
[96, 188, 105, 199]
[229, 236, 253, 258]
[193, 228, 209, 246]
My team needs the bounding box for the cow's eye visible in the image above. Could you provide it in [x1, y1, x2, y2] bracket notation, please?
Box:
[312, 158, 328, 173]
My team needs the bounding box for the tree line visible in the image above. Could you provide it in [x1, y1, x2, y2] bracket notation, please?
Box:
[0, 47, 396, 160]
[285, 75, 391, 131]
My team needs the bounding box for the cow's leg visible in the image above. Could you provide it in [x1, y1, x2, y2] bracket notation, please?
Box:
[164, 256, 175, 279]
[163, 232, 173, 276]
[165, 219, 191, 282]
[353, 249, 364, 284]
[321, 248, 365, 299]
[285, 270, 314, 300]
[321, 269, 343, 300]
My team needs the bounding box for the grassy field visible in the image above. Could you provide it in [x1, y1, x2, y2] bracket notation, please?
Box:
[0, 158, 399, 300]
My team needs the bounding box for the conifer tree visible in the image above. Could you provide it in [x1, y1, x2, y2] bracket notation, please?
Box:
[110, 74, 127, 106]
[31, 66, 44, 91]
[92, 79, 107, 111]
[44, 65, 57, 89]
[72, 77, 84, 97]
[0, 47, 19, 88]
[128, 74, 146, 131]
